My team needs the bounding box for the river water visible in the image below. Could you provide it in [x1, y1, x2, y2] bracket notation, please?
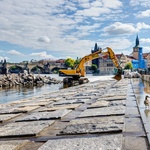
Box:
[0, 74, 114, 104]
[131, 78, 150, 141]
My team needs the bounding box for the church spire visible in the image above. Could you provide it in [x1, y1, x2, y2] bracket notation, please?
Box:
[135, 34, 139, 47]
[94, 43, 98, 51]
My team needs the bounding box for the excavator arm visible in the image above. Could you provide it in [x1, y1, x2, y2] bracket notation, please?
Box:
[59, 47, 122, 87]
[101, 47, 122, 80]
[59, 49, 103, 79]
[76, 49, 103, 77]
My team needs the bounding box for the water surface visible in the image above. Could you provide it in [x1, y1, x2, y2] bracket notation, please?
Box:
[0, 74, 114, 104]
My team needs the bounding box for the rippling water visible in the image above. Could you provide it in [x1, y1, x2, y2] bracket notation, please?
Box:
[0, 74, 63, 104]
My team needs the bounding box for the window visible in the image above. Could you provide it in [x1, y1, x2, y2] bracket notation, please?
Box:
[107, 63, 113, 67]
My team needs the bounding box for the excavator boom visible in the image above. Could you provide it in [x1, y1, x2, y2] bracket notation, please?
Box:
[59, 47, 122, 87]
[102, 47, 122, 81]
[59, 49, 103, 79]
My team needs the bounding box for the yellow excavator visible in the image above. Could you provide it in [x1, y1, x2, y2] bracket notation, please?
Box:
[59, 47, 122, 87]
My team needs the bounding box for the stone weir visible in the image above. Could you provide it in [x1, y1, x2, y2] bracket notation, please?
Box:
[0, 78, 149, 150]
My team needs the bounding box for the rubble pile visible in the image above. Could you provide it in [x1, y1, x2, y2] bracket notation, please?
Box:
[0, 73, 62, 88]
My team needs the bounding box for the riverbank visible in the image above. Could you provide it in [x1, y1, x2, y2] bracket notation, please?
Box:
[0, 73, 62, 88]
[0, 74, 114, 104]
[0, 77, 149, 150]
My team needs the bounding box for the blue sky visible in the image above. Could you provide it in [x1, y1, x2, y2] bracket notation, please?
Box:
[0, 0, 150, 63]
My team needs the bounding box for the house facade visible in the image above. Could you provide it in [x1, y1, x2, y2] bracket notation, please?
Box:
[92, 35, 150, 75]
[98, 54, 133, 75]
[143, 53, 150, 71]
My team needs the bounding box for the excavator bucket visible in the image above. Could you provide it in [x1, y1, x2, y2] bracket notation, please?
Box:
[113, 74, 122, 81]
[113, 68, 122, 81]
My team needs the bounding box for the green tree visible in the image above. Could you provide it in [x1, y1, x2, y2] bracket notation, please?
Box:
[74, 57, 81, 68]
[124, 62, 133, 70]
[64, 58, 75, 68]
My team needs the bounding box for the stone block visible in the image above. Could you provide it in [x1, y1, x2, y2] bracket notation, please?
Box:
[100, 95, 126, 101]
[78, 106, 125, 118]
[39, 104, 81, 112]
[38, 134, 123, 150]
[59, 116, 124, 135]
[0, 140, 29, 150]
[16, 109, 71, 121]
[0, 120, 54, 137]
[87, 100, 110, 108]
[0, 114, 20, 122]
[0, 106, 40, 114]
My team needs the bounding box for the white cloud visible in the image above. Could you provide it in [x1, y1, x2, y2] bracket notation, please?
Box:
[103, 22, 150, 35]
[76, 7, 111, 17]
[0, 0, 124, 56]
[37, 36, 51, 43]
[130, 0, 150, 8]
[98, 38, 132, 51]
[0, 0, 149, 62]
[143, 46, 150, 53]
[101, 0, 122, 9]
[136, 22, 150, 30]
[78, 0, 91, 8]
[7, 50, 24, 56]
[137, 10, 150, 18]
[104, 22, 137, 35]
[30, 51, 56, 60]
[140, 38, 150, 43]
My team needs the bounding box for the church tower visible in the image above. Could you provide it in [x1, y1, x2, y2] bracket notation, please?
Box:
[91, 43, 100, 68]
[132, 34, 140, 59]
[131, 34, 147, 69]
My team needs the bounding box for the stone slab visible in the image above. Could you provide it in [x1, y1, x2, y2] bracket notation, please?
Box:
[0, 106, 40, 114]
[87, 100, 110, 108]
[44, 97, 61, 102]
[70, 115, 124, 124]
[0, 114, 20, 122]
[0, 104, 10, 110]
[100, 95, 126, 101]
[39, 104, 81, 112]
[124, 117, 145, 132]
[126, 99, 137, 107]
[124, 136, 149, 150]
[60, 122, 123, 135]
[78, 106, 125, 118]
[38, 134, 123, 150]
[16, 109, 72, 121]
[53, 99, 89, 105]
[106, 91, 127, 96]
[71, 96, 92, 99]
[17, 101, 53, 107]
[109, 100, 126, 106]
[125, 106, 139, 117]
[0, 140, 29, 150]
[0, 120, 54, 137]
[7, 99, 33, 106]
[59, 116, 124, 135]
